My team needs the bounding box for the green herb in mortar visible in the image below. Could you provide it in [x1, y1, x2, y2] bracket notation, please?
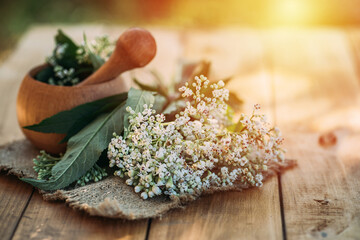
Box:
[35, 29, 114, 86]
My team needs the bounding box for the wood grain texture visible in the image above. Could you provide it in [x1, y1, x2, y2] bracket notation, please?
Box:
[149, 181, 282, 240]
[266, 29, 360, 239]
[149, 29, 283, 240]
[12, 191, 147, 240]
[0, 174, 33, 240]
[0, 52, 34, 240]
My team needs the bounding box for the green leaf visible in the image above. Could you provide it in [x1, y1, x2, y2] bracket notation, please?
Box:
[162, 100, 186, 115]
[21, 103, 126, 191]
[153, 94, 167, 113]
[55, 29, 78, 51]
[89, 53, 105, 70]
[123, 88, 156, 137]
[234, 116, 246, 132]
[133, 77, 159, 92]
[150, 70, 169, 97]
[35, 65, 54, 83]
[54, 30, 80, 69]
[226, 124, 236, 132]
[24, 93, 128, 143]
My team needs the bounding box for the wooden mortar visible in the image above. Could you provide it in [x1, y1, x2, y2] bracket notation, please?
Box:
[17, 65, 128, 154]
[17, 28, 156, 154]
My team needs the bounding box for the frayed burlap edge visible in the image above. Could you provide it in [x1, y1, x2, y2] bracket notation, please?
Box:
[0, 139, 296, 220]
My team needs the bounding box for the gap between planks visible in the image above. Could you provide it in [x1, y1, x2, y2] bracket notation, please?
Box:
[8, 187, 34, 240]
[263, 30, 288, 240]
[0, 174, 34, 240]
[0, 60, 35, 240]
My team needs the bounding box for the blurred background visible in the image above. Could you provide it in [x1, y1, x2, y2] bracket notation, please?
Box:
[1, 0, 360, 59]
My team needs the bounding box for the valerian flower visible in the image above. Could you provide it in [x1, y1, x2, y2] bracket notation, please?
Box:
[108, 75, 285, 199]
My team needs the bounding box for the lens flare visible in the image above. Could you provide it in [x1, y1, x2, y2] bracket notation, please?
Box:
[272, 0, 315, 26]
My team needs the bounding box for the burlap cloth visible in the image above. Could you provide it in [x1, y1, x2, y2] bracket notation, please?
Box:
[0, 139, 295, 220]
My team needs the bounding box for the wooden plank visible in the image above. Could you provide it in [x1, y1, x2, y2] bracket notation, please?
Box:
[148, 183, 282, 240]
[0, 27, 38, 240]
[12, 191, 147, 240]
[0, 174, 33, 240]
[267, 29, 360, 239]
[149, 29, 283, 240]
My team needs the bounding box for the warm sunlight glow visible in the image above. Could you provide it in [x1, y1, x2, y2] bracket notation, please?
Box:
[279, 1, 306, 20]
[167, 0, 329, 27]
[272, 0, 315, 25]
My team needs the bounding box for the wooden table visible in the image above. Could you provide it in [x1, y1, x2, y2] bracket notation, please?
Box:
[0, 25, 360, 240]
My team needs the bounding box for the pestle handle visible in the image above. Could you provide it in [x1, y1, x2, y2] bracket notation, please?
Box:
[77, 28, 156, 86]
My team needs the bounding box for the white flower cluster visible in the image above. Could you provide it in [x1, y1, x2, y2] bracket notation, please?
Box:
[108, 75, 285, 199]
[76, 35, 114, 64]
[49, 65, 79, 86]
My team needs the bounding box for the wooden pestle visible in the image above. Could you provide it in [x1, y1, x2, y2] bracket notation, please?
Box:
[77, 27, 156, 86]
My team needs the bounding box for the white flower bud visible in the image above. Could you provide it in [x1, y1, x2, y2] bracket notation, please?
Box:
[134, 185, 143, 193]
[217, 80, 225, 88]
[152, 186, 162, 195]
[125, 179, 133, 185]
[128, 170, 136, 177]
[141, 192, 148, 199]
[148, 191, 155, 198]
